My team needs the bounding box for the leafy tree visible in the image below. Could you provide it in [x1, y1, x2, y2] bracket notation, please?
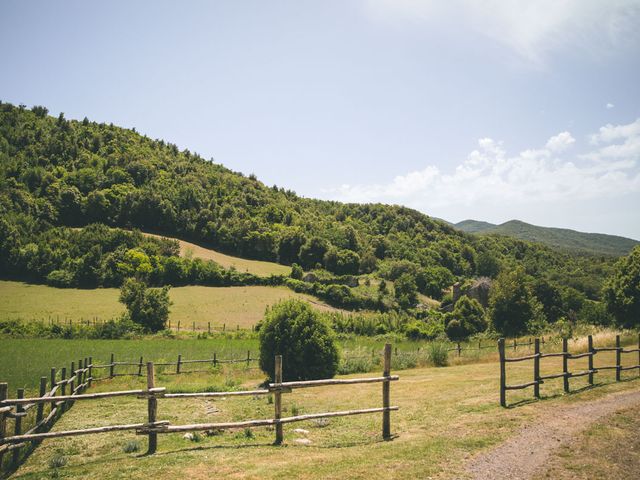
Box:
[394, 273, 418, 308]
[290, 263, 303, 280]
[259, 299, 339, 381]
[533, 279, 563, 323]
[476, 251, 501, 278]
[298, 237, 328, 270]
[603, 246, 640, 328]
[119, 278, 171, 332]
[445, 296, 487, 341]
[488, 267, 546, 336]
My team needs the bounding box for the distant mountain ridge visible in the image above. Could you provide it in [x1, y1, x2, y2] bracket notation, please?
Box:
[453, 219, 638, 257]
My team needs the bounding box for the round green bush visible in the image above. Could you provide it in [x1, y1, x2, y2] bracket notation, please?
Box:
[259, 299, 339, 381]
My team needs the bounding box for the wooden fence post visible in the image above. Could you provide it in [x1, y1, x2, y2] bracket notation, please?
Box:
[513, 338, 517, 351]
[588, 335, 594, 386]
[146, 362, 157, 454]
[615, 335, 621, 382]
[177, 320, 181, 332]
[78, 359, 83, 391]
[213, 352, 217, 367]
[36, 376, 47, 426]
[223, 323, 225, 332]
[69, 361, 75, 408]
[138, 356, 144, 377]
[83, 359, 88, 390]
[109, 353, 115, 378]
[0, 383, 7, 468]
[246, 350, 251, 367]
[12, 388, 24, 465]
[562, 338, 569, 393]
[498, 338, 506, 407]
[533, 339, 540, 399]
[177, 354, 182, 375]
[60, 368, 66, 412]
[208, 322, 211, 334]
[274, 355, 283, 445]
[88, 357, 93, 388]
[383, 343, 392, 440]
[457, 342, 462, 357]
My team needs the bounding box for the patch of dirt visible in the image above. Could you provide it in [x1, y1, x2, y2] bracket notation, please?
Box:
[465, 388, 640, 480]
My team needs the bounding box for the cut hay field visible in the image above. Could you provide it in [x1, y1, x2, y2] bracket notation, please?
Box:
[144, 232, 292, 277]
[6, 350, 640, 479]
[0, 280, 337, 330]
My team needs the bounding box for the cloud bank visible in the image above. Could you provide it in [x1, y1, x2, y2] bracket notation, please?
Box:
[326, 119, 640, 216]
[364, 0, 640, 66]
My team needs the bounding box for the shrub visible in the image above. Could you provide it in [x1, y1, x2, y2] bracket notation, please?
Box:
[119, 278, 171, 332]
[290, 263, 304, 280]
[427, 342, 449, 367]
[46, 269, 74, 288]
[49, 454, 67, 469]
[259, 299, 339, 381]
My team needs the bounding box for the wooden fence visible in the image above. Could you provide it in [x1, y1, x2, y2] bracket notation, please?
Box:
[499, 334, 640, 407]
[0, 345, 398, 468]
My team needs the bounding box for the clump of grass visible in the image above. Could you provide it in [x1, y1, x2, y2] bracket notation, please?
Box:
[243, 428, 254, 439]
[267, 394, 273, 404]
[123, 440, 140, 453]
[427, 342, 449, 367]
[190, 432, 203, 442]
[338, 347, 376, 374]
[313, 418, 330, 428]
[290, 404, 300, 416]
[49, 454, 67, 469]
[392, 351, 418, 370]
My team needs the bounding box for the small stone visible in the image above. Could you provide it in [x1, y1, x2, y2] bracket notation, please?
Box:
[293, 428, 309, 435]
[294, 438, 312, 445]
[183, 433, 194, 440]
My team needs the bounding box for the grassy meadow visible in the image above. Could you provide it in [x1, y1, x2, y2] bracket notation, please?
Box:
[0, 280, 337, 330]
[144, 232, 292, 277]
[5, 349, 639, 479]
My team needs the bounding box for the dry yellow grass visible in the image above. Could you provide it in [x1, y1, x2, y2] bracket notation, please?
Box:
[144, 233, 292, 277]
[0, 281, 337, 329]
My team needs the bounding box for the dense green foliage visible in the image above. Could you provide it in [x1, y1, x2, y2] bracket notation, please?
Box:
[258, 300, 339, 381]
[488, 267, 545, 336]
[455, 219, 638, 257]
[603, 246, 640, 328]
[119, 278, 171, 332]
[0, 101, 618, 326]
[445, 296, 487, 341]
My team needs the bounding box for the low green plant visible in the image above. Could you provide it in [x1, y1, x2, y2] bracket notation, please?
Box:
[427, 342, 449, 367]
[123, 440, 140, 453]
[49, 454, 67, 469]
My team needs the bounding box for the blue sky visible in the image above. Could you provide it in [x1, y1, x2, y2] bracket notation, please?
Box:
[1, 0, 639, 239]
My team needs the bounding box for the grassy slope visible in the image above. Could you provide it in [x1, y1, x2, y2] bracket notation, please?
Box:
[9, 350, 640, 479]
[144, 232, 292, 277]
[455, 219, 639, 256]
[0, 280, 337, 329]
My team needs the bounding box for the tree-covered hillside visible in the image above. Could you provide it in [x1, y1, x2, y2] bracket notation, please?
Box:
[0, 102, 614, 307]
[454, 219, 638, 257]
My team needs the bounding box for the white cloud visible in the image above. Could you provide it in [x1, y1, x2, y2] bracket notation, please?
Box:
[325, 120, 640, 212]
[607, 103, 615, 109]
[364, 0, 640, 66]
[546, 131, 575, 152]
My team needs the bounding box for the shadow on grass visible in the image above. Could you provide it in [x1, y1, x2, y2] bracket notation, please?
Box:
[506, 375, 640, 408]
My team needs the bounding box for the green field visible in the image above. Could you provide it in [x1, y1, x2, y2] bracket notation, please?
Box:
[5, 349, 639, 479]
[144, 232, 292, 277]
[0, 281, 337, 330]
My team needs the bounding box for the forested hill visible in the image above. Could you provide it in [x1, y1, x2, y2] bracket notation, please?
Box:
[0, 102, 613, 301]
[454, 219, 638, 257]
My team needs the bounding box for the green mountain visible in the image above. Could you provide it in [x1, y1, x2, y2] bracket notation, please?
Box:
[0, 102, 616, 306]
[454, 219, 638, 257]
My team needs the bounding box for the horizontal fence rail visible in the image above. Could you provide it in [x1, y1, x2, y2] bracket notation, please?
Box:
[499, 334, 640, 407]
[0, 345, 399, 465]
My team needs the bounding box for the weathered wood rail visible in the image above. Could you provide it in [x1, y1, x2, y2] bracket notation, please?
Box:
[0, 345, 398, 465]
[499, 334, 640, 407]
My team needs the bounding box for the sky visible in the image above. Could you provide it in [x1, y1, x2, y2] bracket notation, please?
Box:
[1, 0, 640, 239]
